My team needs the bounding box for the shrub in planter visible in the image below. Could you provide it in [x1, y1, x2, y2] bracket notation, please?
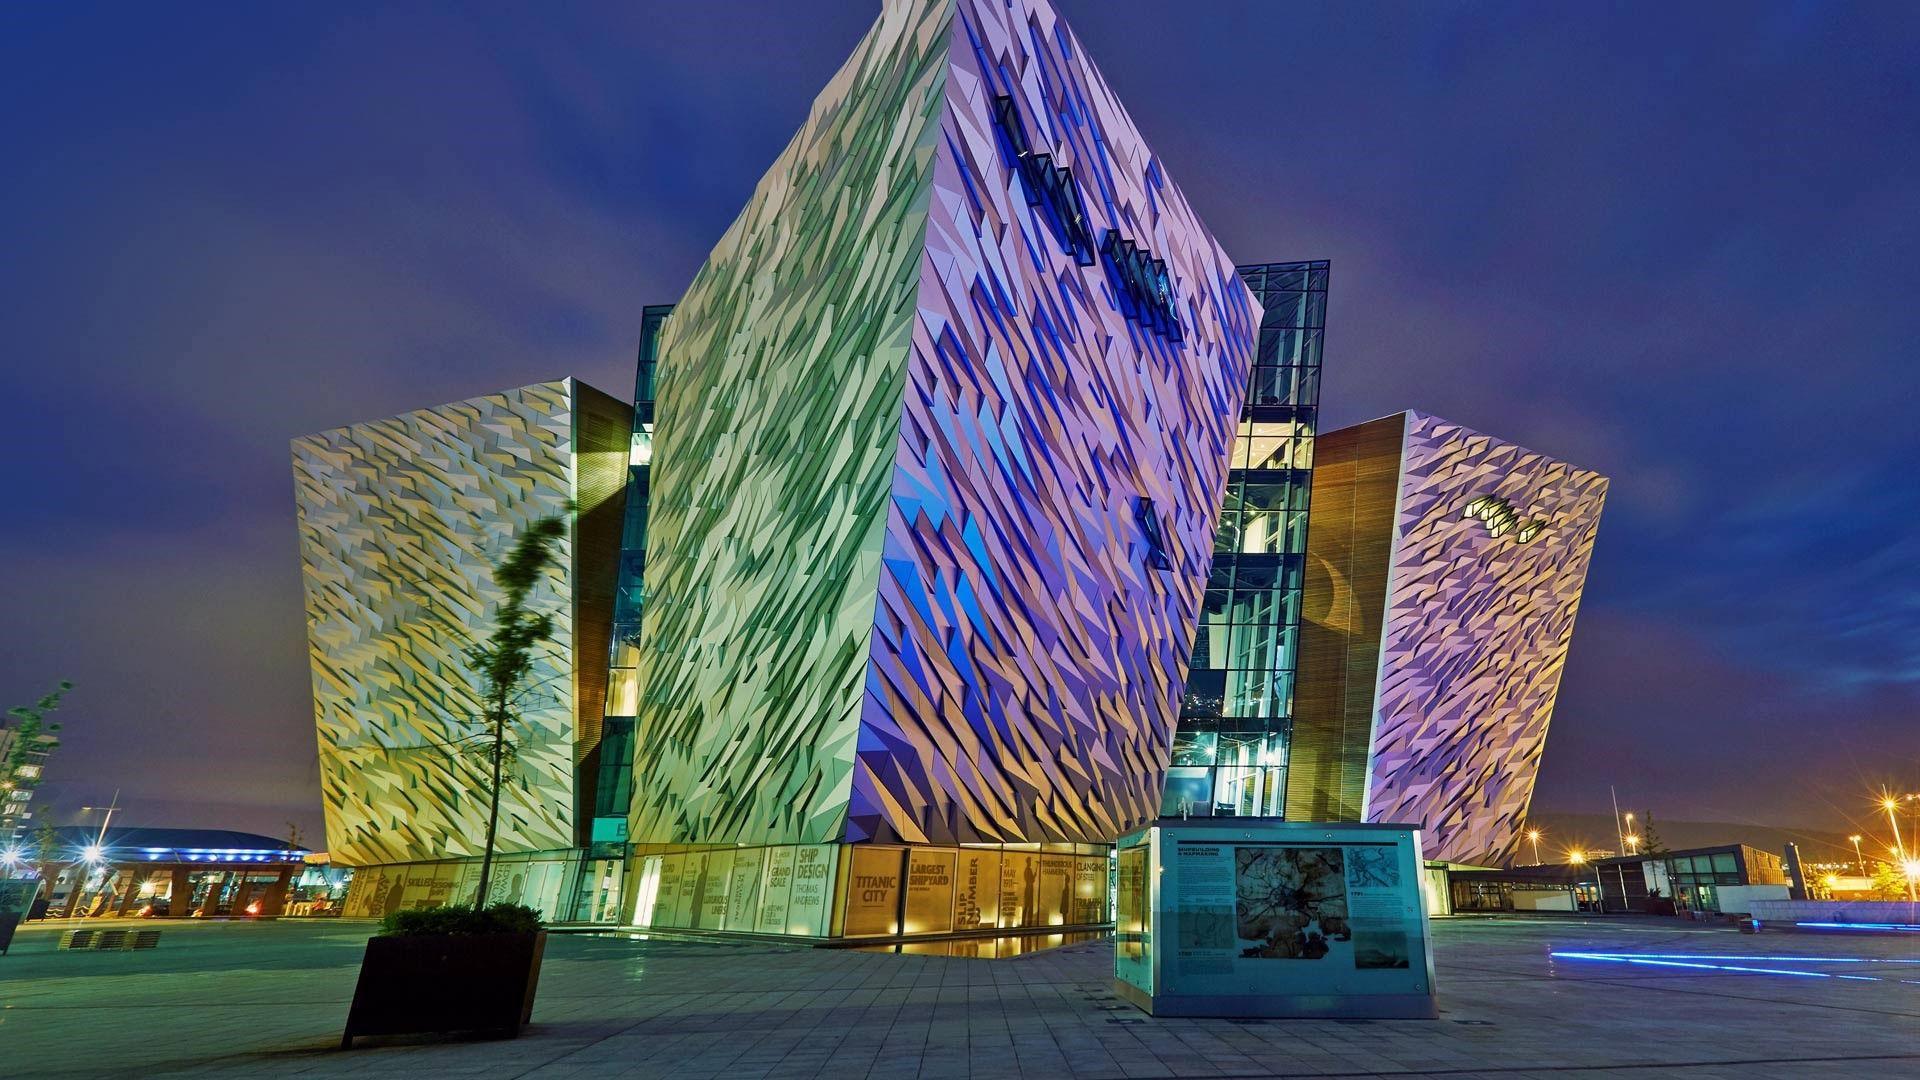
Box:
[340, 904, 546, 1048]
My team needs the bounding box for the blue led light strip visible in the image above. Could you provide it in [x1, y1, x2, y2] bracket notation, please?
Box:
[1558, 952, 1920, 964]
[1795, 921, 1920, 932]
[1553, 952, 1837, 979]
[1552, 951, 1920, 987]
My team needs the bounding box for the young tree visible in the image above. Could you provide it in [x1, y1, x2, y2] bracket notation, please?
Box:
[1871, 860, 1913, 902]
[465, 515, 569, 911]
[4, 681, 71, 772]
[29, 818, 64, 904]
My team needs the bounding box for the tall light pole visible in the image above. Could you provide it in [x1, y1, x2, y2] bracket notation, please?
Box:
[80, 790, 120, 849]
[1527, 829, 1544, 867]
[1610, 787, 1626, 859]
[1850, 835, 1865, 876]
[1884, 798, 1916, 904]
[77, 792, 121, 916]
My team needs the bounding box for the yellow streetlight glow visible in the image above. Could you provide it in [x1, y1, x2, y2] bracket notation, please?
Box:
[1568, 849, 1586, 865]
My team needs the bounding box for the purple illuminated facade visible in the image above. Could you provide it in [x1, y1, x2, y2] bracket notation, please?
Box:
[626, 0, 1257, 854]
[852, 0, 1260, 845]
[1293, 412, 1608, 866]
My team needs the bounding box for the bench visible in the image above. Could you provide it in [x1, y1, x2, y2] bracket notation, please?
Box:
[58, 928, 161, 950]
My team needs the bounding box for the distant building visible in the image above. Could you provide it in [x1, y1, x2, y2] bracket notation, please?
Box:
[1291, 412, 1607, 865]
[1595, 844, 1789, 915]
[36, 827, 309, 918]
[1443, 843, 1789, 917]
[0, 715, 57, 847]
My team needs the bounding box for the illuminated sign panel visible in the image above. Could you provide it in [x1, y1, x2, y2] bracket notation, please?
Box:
[1462, 494, 1546, 543]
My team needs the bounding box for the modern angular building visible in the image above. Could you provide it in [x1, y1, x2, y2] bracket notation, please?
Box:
[616, 0, 1257, 938]
[294, 0, 1607, 938]
[0, 716, 57, 848]
[293, 378, 632, 918]
[1290, 412, 1607, 866]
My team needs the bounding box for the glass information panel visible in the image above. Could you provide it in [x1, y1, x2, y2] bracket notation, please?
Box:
[953, 848, 1000, 930]
[694, 849, 733, 929]
[999, 851, 1038, 927]
[725, 847, 765, 931]
[1115, 843, 1151, 993]
[674, 852, 706, 927]
[1114, 821, 1435, 1018]
[756, 846, 795, 933]
[844, 846, 903, 937]
[786, 845, 836, 936]
[903, 849, 956, 935]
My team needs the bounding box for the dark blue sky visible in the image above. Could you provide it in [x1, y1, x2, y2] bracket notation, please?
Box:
[3, 1, 1915, 845]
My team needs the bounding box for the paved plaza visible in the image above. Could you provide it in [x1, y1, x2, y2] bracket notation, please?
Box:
[2, 915, 1917, 1078]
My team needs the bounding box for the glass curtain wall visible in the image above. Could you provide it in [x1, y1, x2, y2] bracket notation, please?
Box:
[594, 303, 674, 847]
[1164, 262, 1327, 819]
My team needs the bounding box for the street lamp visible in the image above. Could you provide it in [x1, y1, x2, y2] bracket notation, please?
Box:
[1882, 797, 1917, 904]
[1527, 829, 1544, 866]
[1850, 835, 1865, 876]
[80, 792, 120, 849]
[1568, 849, 1597, 912]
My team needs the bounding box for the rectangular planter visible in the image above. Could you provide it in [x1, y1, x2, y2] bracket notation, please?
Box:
[341, 930, 545, 1048]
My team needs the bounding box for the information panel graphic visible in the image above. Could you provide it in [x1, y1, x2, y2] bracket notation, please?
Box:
[1114, 821, 1435, 1018]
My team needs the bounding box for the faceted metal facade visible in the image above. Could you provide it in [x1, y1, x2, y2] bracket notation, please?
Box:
[629, 0, 1258, 848]
[1293, 411, 1607, 866]
[1165, 261, 1325, 819]
[294, 379, 630, 867]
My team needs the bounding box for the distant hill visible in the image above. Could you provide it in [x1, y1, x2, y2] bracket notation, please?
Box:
[1525, 811, 1864, 863]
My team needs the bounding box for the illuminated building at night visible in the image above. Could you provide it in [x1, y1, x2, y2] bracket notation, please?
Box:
[0, 717, 57, 848]
[293, 0, 1605, 938]
[293, 378, 632, 918]
[1290, 412, 1607, 866]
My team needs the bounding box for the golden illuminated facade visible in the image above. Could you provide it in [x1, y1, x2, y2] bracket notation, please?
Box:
[294, 379, 629, 917]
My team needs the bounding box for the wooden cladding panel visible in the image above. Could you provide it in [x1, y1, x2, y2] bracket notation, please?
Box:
[1288, 413, 1405, 821]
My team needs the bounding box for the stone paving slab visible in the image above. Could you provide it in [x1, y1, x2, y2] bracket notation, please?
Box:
[1, 916, 1916, 1078]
